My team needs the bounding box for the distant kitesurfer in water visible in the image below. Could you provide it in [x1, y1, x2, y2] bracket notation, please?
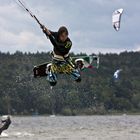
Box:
[0, 116, 11, 135]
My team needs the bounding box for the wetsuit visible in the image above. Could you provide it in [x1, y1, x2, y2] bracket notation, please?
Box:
[44, 31, 72, 57]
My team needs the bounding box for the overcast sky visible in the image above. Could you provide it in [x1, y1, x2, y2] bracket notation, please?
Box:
[0, 0, 140, 54]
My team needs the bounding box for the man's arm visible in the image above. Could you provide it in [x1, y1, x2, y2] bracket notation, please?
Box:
[41, 26, 67, 46]
[41, 26, 51, 37]
[41, 26, 72, 52]
[41, 26, 59, 46]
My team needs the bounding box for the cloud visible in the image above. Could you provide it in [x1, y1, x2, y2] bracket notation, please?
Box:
[133, 44, 140, 52]
[0, 0, 140, 54]
[0, 2, 52, 53]
[0, 28, 51, 53]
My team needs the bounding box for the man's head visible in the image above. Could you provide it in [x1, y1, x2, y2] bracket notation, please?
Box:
[58, 26, 69, 42]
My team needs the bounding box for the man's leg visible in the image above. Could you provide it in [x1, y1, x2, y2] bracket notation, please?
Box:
[47, 71, 57, 86]
[65, 57, 81, 82]
[70, 69, 81, 82]
[46, 64, 57, 86]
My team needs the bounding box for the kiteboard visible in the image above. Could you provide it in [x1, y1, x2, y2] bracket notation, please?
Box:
[33, 55, 99, 78]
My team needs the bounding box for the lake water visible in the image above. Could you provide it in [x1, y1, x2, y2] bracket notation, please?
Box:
[0, 115, 140, 140]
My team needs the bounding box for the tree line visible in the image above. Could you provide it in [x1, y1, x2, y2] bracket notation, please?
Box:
[0, 51, 140, 115]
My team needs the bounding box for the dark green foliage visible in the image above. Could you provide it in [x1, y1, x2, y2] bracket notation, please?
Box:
[0, 51, 140, 115]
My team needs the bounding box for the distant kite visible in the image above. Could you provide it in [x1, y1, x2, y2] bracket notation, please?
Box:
[113, 69, 122, 80]
[112, 8, 124, 31]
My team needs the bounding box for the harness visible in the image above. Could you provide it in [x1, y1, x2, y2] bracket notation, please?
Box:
[50, 51, 75, 74]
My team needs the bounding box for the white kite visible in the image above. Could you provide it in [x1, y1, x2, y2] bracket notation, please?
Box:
[112, 8, 124, 31]
[113, 69, 122, 80]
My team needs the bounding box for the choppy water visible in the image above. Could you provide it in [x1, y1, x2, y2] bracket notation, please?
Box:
[0, 115, 140, 140]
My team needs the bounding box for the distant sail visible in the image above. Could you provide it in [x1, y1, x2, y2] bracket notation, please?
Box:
[113, 69, 122, 79]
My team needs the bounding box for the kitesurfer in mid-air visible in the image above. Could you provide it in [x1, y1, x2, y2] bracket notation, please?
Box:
[12, 0, 81, 87]
[0, 116, 11, 135]
[41, 26, 81, 86]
